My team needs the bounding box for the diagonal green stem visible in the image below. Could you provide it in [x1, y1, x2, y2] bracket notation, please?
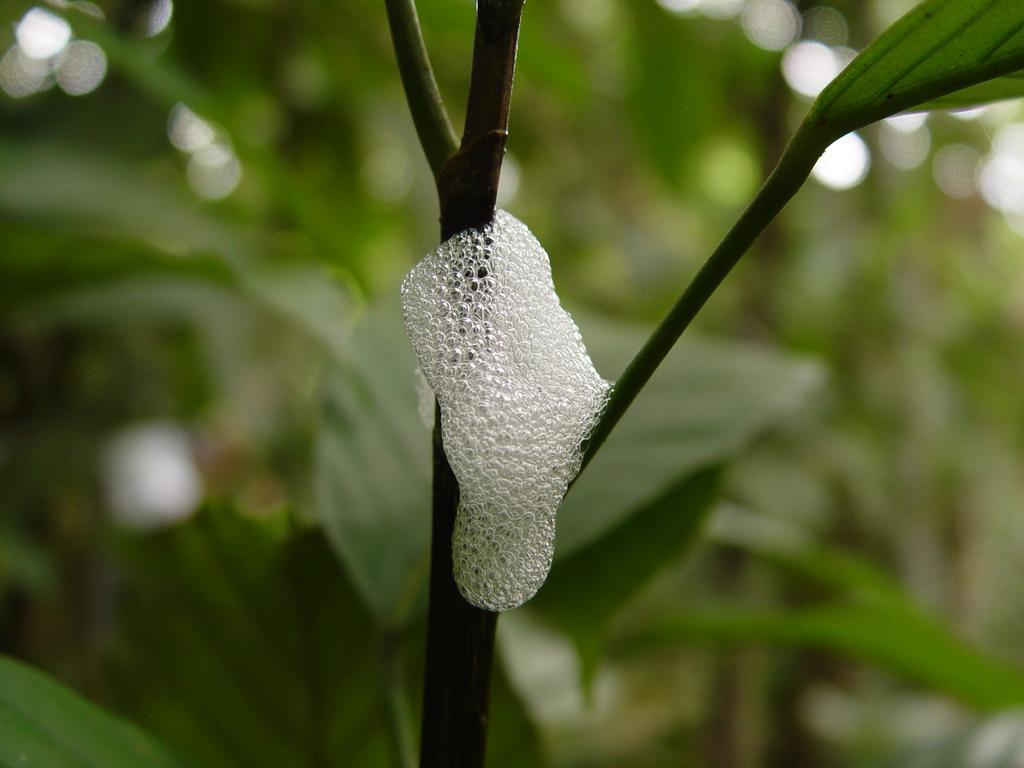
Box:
[384, 0, 459, 179]
[578, 2, 1024, 477]
[579, 122, 828, 474]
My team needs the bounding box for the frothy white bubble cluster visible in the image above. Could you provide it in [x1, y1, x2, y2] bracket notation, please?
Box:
[401, 210, 610, 611]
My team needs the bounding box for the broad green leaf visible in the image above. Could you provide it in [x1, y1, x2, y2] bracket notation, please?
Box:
[560, 314, 822, 556]
[314, 299, 431, 625]
[532, 466, 722, 672]
[810, 0, 1024, 139]
[0, 142, 240, 257]
[313, 299, 820, 623]
[0, 141, 356, 355]
[106, 508, 393, 768]
[627, 605, 1024, 711]
[105, 507, 547, 767]
[0, 655, 191, 767]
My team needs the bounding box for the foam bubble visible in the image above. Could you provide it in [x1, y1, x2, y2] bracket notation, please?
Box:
[401, 210, 610, 611]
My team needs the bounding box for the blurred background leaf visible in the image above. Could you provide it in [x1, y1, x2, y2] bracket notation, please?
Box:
[0, 653, 194, 767]
[561, 314, 823, 555]
[313, 298, 430, 626]
[623, 604, 1024, 712]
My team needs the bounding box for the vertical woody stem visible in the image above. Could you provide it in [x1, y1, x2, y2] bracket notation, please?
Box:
[416, 2, 525, 767]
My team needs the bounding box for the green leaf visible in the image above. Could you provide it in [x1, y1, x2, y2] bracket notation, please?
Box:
[487, 667, 548, 768]
[560, 314, 822, 556]
[810, 0, 1024, 139]
[314, 299, 431, 625]
[708, 507, 913, 609]
[0, 227, 235, 317]
[105, 508, 394, 768]
[0, 141, 356, 355]
[0, 141, 240, 256]
[921, 70, 1024, 110]
[532, 465, 722, 673]
[0, 655, 192, 767]
[313, 300, 820, 623]
[628, 605, 1024, 711]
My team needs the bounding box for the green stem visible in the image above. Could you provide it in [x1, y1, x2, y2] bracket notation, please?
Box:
[384, 0, 459, 179]
[580, 122, 828, 473]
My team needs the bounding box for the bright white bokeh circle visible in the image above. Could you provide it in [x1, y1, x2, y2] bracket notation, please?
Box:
[812, 132, 870, 190]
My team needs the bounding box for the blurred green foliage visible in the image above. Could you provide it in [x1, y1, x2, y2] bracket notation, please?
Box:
[3, 0, 1024, 766]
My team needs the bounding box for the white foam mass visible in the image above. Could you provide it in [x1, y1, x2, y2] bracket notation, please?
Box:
[401, 210, 610, 611]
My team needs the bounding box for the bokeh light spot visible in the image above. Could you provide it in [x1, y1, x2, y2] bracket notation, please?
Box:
[698, 137, 759, 206]
[496, 153, 521, 207]
[781, 40, 840, 98]
[698, 0, 744, 20]
[976, 124, 1024, 213]
[16, 8, 71, 60]
[812, 132, 870, 190]
[741, 0, 801, 51]
[656, 0, 699, 13]
[361, 144, 414, 203]
[949, 106, 987, 122]
[187, 143, 242, 200]
[933, 144, 980, 200]
[55, 40, 107, 96]
[141, 0, 174, 36]
[0, 45, 52, 98]
[879, 123, 930, 171]
[168, 103, 216, 152]
[884, 112, 928, 134]
[103, 423, 202, 531]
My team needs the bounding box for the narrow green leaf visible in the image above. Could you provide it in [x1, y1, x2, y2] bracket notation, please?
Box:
[0, 655, 192, 767]
[628, 605, 1024, 711]
[708, 508, 912, 609]
[921, 70, 1024, 110]
[811, 0, 1024, 139]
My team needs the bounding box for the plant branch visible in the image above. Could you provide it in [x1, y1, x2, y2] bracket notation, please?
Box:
[438, 0, 525, 238]
[384, 0, 458, 179]
[579, 122, 828, 473]
[415, 2, 525, 767]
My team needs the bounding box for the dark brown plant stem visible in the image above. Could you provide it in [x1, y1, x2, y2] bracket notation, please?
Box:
[418, 2, 525, 767]
[418, 411, 497, 768]
[438, 0, 524, 239]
